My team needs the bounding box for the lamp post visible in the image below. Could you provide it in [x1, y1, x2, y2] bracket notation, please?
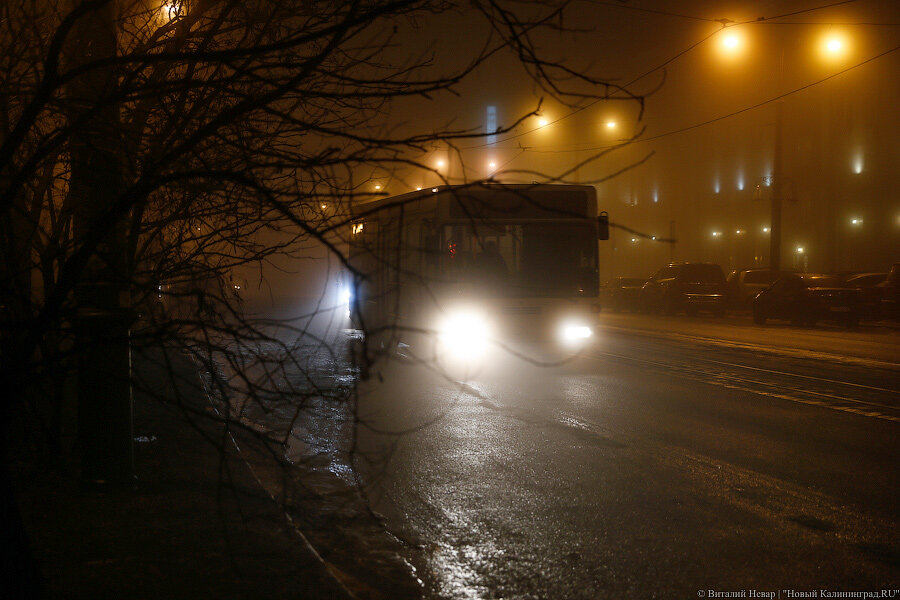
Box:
[715, 25, 850, 282]
[770, 101, 784, 282]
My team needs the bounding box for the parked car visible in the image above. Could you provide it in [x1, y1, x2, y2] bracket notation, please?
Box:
[726, 267, 800, 308]
[880, 263, 900, 320]
[752, 273, 862, 327]
[602, 277, 647, 312]
[640, 263, 727, 316]
[844, 272, 887, 320]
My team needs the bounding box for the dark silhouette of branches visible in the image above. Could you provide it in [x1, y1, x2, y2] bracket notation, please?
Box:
[0, 0, 641, 593]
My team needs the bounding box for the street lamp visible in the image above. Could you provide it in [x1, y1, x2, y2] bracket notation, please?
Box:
[820, 32, 850, 61]
[715, 27, 853, 284]
[719, 31, 744, 55]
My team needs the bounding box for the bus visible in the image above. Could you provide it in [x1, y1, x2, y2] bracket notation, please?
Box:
[347, 183, 609, 361]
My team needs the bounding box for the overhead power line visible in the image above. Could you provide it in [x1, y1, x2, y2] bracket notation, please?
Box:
[465, 0, 878, 150]
[525, 42, 900, 154]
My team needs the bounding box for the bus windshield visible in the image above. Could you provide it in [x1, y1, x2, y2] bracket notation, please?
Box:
[441, 222, 599, 297]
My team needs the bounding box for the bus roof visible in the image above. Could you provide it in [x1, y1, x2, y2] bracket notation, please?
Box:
[351, 183, 598, 220]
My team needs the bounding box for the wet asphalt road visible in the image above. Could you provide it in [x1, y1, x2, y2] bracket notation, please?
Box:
[353, 314, 900, 599]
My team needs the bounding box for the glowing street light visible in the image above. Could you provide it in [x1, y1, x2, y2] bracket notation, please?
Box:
[436, 159, 445, 168]
[821, 33, 849, 60]
[850, 217, 863, 226]
[537, 117, 549, 128]
[605, 120, 617, 130]
[719, 30, 744, 56]
[712, 231, 722, 238]
[796, 246, 804, 254]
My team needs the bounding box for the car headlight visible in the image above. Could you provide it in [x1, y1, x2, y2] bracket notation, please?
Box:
[438, 309, 492, 358]
[560, 322, 593, 344]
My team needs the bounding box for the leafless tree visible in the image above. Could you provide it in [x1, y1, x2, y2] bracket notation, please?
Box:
[0, 0, 641, 592]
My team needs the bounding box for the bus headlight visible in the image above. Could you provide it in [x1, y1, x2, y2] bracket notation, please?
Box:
[438, 309, 492, 358]
[560, 322, 592, 344]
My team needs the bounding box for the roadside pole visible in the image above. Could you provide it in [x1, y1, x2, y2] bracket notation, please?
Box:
[769, 101, 783, 284]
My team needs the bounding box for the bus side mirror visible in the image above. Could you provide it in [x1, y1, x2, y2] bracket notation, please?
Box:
[597, 212, 609, 240]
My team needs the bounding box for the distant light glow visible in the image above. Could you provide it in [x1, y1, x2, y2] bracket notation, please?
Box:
[158, 0, 183, 21]
[653, 190, 659, 203]
[821, 33, 849, 59]
[762, 226, 770, 233]
[722, 33, 740, 51]
[351, 222, 364, 235]
[488, 161, 497, 169]
[606, 120, 617, 129]
[486, 105, 497, 145]
[853, 154, 864, 174]
[537, 118, 549, 128]
[416, 187, 422, 191]
[850, 217, 863, 226]
[631, 238, 637, 243]
[796, 246, 804, 254]
[374, 185, 381, 191]
[432, 187, 439, 193]
[736, 229, 743, 235]
[321, 203, 327, 209]
[714, 179, 720, 194]
[712, 231, 722, 238]
[737, 173, 744, 191]
[436, 159, 445, 168]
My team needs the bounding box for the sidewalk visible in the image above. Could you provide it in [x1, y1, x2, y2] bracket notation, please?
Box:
[597, 312, 900, 367]
[8, 347, 360, 600]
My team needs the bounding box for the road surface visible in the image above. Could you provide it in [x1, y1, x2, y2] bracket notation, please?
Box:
[352, 313, 900, 598]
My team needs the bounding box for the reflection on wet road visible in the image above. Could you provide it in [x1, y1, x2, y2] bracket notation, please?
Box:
[356, 320, 900, 598]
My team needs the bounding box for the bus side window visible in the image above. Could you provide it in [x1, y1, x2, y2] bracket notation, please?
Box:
[425, 233, 440, 266]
